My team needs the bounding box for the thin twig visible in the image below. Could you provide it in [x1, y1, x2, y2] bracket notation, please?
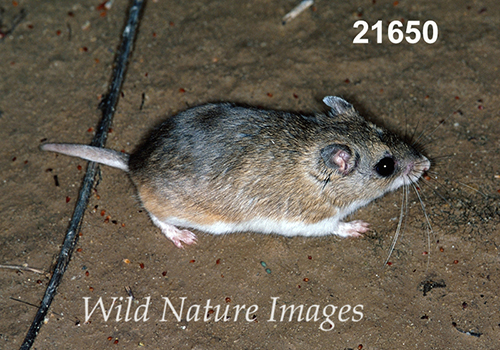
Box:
[282, 0, 314, 25]
[0, 264, 49, 278]
[0, 8, 27, 40]
[19, 1, 144, 349]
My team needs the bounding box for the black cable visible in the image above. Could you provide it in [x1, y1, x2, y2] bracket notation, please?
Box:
[19, 1, 144, 348]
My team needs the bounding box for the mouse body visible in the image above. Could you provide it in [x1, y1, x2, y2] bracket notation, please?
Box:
[41, 96, 430, 248]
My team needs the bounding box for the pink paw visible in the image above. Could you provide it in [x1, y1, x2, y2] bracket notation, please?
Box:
[149, 214, 198, 248]
[170, 229, 198, 248]
[337, 220, 370, 237]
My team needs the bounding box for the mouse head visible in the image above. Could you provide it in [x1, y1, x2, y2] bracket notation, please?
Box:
[314, 96, 430, 206]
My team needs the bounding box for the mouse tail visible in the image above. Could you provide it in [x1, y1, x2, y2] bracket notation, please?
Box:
[41, 143, 130, 172]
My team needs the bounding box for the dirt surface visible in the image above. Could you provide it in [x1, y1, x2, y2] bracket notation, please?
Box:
[1, 0, 499, 349]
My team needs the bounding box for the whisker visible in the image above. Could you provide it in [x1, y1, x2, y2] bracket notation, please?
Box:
[418, 177, 452, 206]
[404, 183, 409, 232]
[422, 175, 480, 209]
[411, 182, 434, 270]
[384, 183, 407, 266]
[408, 115, 421, 145]
[412, 107, 441, 146]
[413, 100, 467, 145]
[457, 181, 489, 198]
[400, 183, 409, 243]
[412, 182, 434, 233]
[419, 177, 496, 231]
[428, 154, 455, 161]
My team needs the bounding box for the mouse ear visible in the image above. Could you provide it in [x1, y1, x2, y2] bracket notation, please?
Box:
[321, 144, 355, 175]
[323, 96, 354, 116]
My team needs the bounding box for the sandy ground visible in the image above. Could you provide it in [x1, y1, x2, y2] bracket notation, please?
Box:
[1, 0, 499, 349]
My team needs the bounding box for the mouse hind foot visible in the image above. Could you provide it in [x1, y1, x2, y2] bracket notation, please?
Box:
[149, 214, 197, 248]
[336, 220, 370, 237]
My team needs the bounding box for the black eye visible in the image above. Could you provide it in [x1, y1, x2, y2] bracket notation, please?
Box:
[375, 157, 395, 177]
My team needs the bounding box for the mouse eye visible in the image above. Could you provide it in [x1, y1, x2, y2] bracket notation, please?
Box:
[375, 157, 395, 177]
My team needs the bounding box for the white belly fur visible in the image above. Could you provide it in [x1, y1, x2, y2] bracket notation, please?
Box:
[161, 199, 371, 238]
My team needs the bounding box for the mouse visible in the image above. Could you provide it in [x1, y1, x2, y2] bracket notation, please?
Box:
[41, 96, 431, 248]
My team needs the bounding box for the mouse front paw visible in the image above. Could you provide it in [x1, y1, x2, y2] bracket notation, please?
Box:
[337, 220, 370, 237]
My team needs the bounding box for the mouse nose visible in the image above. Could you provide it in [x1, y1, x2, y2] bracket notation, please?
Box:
[404, 156, 430, 178]
[421, 156, 431, 172]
